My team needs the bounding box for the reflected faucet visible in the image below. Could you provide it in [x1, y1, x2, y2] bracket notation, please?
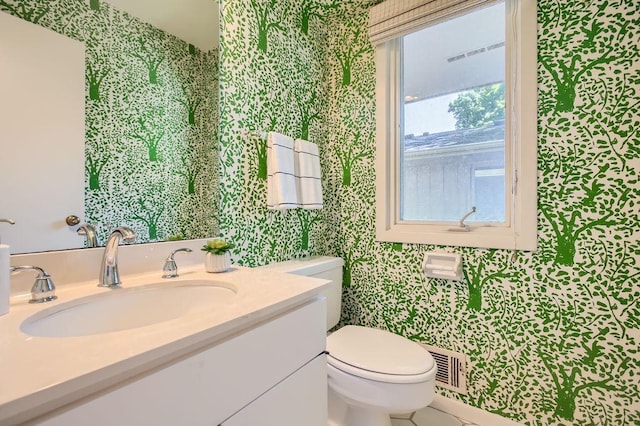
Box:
[77, 223, 99, 248]
[99, 226, 136, 288]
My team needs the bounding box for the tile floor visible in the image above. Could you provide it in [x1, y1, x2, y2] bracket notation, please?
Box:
[391, 406, 479, 426]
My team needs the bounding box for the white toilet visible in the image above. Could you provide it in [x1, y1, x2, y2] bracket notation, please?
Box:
[261, 256, 437, 426]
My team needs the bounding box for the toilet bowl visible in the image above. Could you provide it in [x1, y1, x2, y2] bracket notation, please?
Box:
[260, 257, 437, 426]
[326, 325, 436, 426]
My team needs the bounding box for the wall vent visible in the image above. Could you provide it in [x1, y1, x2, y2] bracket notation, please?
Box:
[421, 344, 467, 394]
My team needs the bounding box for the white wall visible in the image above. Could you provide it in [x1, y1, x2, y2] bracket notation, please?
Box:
[0, 12, 85, 254]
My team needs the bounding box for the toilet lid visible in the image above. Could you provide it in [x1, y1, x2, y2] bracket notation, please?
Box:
[327, 326, 435, 376]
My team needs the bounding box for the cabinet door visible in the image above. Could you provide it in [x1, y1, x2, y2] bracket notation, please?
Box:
[222, 354, 327, 426]
[34, 299, 326, 426]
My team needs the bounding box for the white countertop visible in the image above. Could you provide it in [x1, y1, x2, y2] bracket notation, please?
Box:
[0, 265, 329, 424]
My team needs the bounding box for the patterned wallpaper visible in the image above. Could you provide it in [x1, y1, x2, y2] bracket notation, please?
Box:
[217, 0, 337, 264]
[1, 0, 219, 245]
[219, 0, 639, 425]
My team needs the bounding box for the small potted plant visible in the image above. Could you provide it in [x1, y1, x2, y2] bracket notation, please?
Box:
[201, 238, 235, 273]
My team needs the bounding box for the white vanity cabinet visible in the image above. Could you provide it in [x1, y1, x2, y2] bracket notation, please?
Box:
[33, 298, 327, 426]
[221, 355, 327, 426]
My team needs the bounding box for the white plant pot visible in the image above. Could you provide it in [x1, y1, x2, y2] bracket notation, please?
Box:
[205, 252, 231, 273]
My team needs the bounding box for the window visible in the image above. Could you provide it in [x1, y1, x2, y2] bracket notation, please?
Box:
[371, 0, 537, 250]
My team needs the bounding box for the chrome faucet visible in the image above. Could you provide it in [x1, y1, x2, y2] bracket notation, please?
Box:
[162, 248, 192, 279]
[77, 223, 99, 248]
[10, 266, 57, 303]
[99, 226, 136, 288]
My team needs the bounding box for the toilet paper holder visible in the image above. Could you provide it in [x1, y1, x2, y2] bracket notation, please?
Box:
[422, 252, 463, 281]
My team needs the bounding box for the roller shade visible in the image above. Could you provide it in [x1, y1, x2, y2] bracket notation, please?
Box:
[369, 0, 498, 45]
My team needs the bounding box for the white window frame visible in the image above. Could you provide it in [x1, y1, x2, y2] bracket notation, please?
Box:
[374, 0, 537, 250]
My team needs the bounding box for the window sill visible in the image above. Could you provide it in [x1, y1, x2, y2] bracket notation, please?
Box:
[375, 222, 537, 251]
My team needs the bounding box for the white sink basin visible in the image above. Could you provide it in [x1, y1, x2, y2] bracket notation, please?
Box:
[21, 280, 237, 338]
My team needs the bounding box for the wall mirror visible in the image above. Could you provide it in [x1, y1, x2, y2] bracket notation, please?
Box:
[0, 0, 220, 254]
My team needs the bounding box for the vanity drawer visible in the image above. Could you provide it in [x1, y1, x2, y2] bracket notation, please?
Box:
[35, 297, 327, 425]
[221, 354, 327, 426]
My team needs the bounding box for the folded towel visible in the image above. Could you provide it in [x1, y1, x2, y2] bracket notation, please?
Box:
[267, 132, 299, 209]
[294, 139, 323, 209]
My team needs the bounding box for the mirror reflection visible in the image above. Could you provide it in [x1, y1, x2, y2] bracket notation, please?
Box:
[0, 0, 219, 254]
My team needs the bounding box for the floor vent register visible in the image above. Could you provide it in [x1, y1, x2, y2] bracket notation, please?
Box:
[421, 344, 467, 394]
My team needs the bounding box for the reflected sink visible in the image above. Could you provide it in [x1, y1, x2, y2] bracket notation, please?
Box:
[21, 280, 237, 338]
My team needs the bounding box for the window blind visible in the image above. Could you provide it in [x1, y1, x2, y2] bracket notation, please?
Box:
[369, 0, 498, 45]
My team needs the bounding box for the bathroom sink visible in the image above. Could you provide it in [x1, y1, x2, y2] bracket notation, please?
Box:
[20, 280, 237, 338]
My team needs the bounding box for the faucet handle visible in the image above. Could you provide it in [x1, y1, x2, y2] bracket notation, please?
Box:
[10, 265, 57, 303]
[162, 248, 192, 279]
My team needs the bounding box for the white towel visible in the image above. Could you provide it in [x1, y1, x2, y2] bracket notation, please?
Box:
[294, 139, 323, 209]
[267, 132, 299, 209]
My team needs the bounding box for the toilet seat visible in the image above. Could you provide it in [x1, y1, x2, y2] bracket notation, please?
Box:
[327, 325, 436, 384]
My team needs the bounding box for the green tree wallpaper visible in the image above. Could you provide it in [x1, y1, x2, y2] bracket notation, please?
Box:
[218, 0, 336, 264]
[219, 0, 639, 424]
[1, 0, 219, 245]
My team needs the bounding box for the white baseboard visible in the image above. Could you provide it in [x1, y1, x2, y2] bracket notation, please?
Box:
[431, 395, 525, 426]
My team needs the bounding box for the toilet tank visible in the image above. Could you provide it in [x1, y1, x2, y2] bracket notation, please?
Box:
[259, 256, 344, 330]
